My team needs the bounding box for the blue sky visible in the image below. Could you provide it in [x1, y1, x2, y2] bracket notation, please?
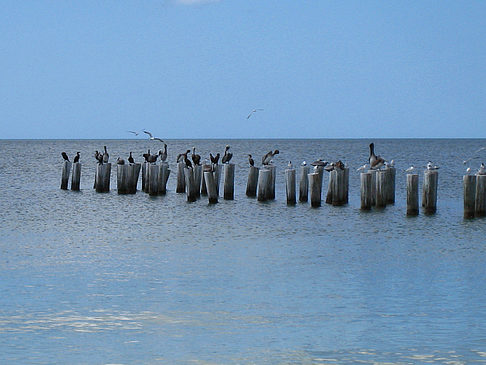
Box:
[1, 1, 485, 139]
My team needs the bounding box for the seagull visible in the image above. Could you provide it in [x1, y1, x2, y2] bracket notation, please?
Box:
[288, 161, 293, 169]
[247, 108, 264, 119]
[311, 159, 328, 167]
[356, 164, 369, 172]
[478, 163, 486, 175]
[143, 130, 164, 142]
[127, 130, 139, 136]
[405, 166, 417, 173]
[463, 147, 486, 164]
[466, 167, 472, 175]
[426, 161, 439, 170]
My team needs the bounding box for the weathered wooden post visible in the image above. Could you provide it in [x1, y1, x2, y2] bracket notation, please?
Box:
[285, 168, 296, 205]
[368, 169, 378, 206]
[475, 174, 486, 217]
[343, 167, 349, 204]
[223, 163, 235, 200]
[176, 162, 186, 193]
[184, 167, 197, 202]
[385, 167, 396, 204]
[299, 165, 310, 202]
[268, 165, 276, 200]
[60, 161, 72, 190]
[128, 163, 141, 194]
[360, 172, 372, 210]
[148, 164, 159, 196]
[117, 164, 129, 194]
[246, 166, 259, 197]
[325, 170, 333, 205]
[201, 163, 211, 196]
[71, 162, 81, 191]
[194, 165, 202, 198]
[463, 175, 476, 219]
[331, 168, 346, 206]
[375, 170, 387, 208]
[308, 172, 321, 208]
[406, 173, 419, 216]
[423, 170, 438, 214]
[203, 171, 218, 204]
[141, 162, 148, 192]
[214, 164, 221, 195]
[157, 162, 170, 195]
[95, 163, 111, 193]
[257, 168, 271, 202]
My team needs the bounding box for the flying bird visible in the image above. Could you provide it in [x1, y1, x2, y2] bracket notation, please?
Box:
[262, 149, 279, 165]
[143, 130, 164, 142]
[247, 108, 264, 119]
[127, 130, 139, 136]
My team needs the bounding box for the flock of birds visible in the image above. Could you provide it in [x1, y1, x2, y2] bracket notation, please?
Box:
[60, 137, 486, 177]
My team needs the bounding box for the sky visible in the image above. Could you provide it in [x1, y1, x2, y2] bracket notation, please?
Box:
[1, 1, 485, 139]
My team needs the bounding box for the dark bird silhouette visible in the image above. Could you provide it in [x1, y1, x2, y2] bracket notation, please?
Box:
[102, 146, 109, 163]
[147, 153, 158, 164]
[369, 143, 385, 170]
[94, 150, 104, 164]
[117, 157, 125, 165]
[221, 145, 233, 164]
[247, 108, 264, 119]
[159, 144, 168, 162]
[128, 152, 134, 164]
[61, 152, 70, 162]
[73, 152, 80, 163]
[191, 147, 201, 166]
[248, 154, 255, 167]
[143, 149, 151, 163]
[262, 149, 279, 165]
[210, 153, 220, 165]
[184, 150, 193, 168]
[311, 159, 328, 167]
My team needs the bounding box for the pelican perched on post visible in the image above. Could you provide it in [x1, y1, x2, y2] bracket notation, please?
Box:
[222, 145, 233, 164]
[159, 144, 168, 162]
[191, 147, 201, 166]
[369, 143, 385, 170]
[102, 146, 109, 163]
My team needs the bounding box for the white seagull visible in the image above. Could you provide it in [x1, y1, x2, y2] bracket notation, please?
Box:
[356, 164, 369, 172]
[143, 130, 164, 142]
[247, 108, 264, 119]
[426, 161, 439, 170]
[405, 166, 417, 173]
[127, 130, 139, 136]
[478, 163, 486, 175]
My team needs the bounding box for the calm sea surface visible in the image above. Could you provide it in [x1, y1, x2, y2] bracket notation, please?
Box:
[1, 139, 486, 364]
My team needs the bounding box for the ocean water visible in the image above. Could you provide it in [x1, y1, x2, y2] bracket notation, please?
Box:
[1, 138, 486, 364]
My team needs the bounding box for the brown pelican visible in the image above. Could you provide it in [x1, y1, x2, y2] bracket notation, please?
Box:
[262, 150, 279, 165]
[184, 150, 192, 168]
[191, 147, 201, 166]
[143, 149, 151, 163]
[102, 146, 109, 163]
[221, 145, 233, 164]
[210, 153, 220, 165]
[369, 143, 384, 170]
[61, 152, 69, 162]
[94, 150, 103, 164]
[159, 144, 168, 162]
[73, 152, 80, 163]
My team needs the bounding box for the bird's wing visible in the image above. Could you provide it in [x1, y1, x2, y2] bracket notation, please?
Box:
[475, 147, 486, 153]
[128, 130, 138, 135]
[154, 138, 164, 142]
[247, 112, 253, 119]
[143, 130, 153, 138]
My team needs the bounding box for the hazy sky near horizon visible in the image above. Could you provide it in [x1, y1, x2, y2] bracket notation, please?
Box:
[1, 1, 485, 139]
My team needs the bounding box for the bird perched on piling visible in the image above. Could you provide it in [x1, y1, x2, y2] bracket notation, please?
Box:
[143, 149, 151, 163]
[183, 150, 193, 168]
[369, 143, 385, 170]
[262, 150, 279, 165]
[210, 153, 220, 165]
[191, 147, 201, 166]
[102, 146, 109, 163]
[405, 166, 417, 173]
[356, 164, 369, 172]
[61, 152, 69, 162]
[222, 145, 233, 164]
[478, 163, 486, 175]
[94, 150, 104, 164]
[147, 152, 159, 164]
[73, 152, 80, 163]
[128, 152, 134, 164]
[288, 161, 293, 169]
[426, 161, 439, 170]
[301, 161, 307, 166]
[117, 157, 125, 165]
[248, 154, 255, 167]
[159, 144, 168, 162]
[311, 159, 328, 167]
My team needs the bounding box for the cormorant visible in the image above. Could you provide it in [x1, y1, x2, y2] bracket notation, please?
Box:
[248, 154, 255, 167]
[61, 152, 69, 162]
[73, 152, 80, 163]
[192, 147, 201, 166]
[128, 152, 134, 164]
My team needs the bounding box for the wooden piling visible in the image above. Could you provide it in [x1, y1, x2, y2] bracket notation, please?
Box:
[475, 175, 486, 217]
[331, 168, 346, 206]
[308, 172, 321, 208]
[268, 165, 276, 200]
[246, 166, 259, 197]
[95, 163, 111, 193]
[141, 162, 148, 192]
[343, 167, 349, 204]
[375, 170, 387, 208]
[257, 168, 271, 202]
[463, 175, 476, 219]
[184, 167, 197, 202]
[325, 171, 333, 205]
[201, 163, 211, 195]
[368, 169, 377, 206]
[360, 172, 372, 210]
[157, 162, 169, 195]
[385, 167, 396, 204]
[423, 170, 438, 214]
[203, 171, 218, 204]
[176, 162, 186, 193]
[60, 161, 72, 190]
[194, 165, 202, 198]
[299, 165, 310, 202]
[71, 162, 81, 191]
[214, 164, 221, 195]
[285, 168, 296, 205]
[117, 164, 129, 194]
[148, 164, 159, 196]
[128, 163, 141, 194]
[223, 163, 235, 200]
[406, 173, 419, 216]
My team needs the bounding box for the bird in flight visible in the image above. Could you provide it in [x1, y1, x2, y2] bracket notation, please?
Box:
[143, 130, 164, 142]
[127, 130, 139, 136]
[247, 108, 264, 119]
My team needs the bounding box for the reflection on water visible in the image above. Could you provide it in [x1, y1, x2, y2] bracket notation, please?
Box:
[1, 139, 486, 363]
